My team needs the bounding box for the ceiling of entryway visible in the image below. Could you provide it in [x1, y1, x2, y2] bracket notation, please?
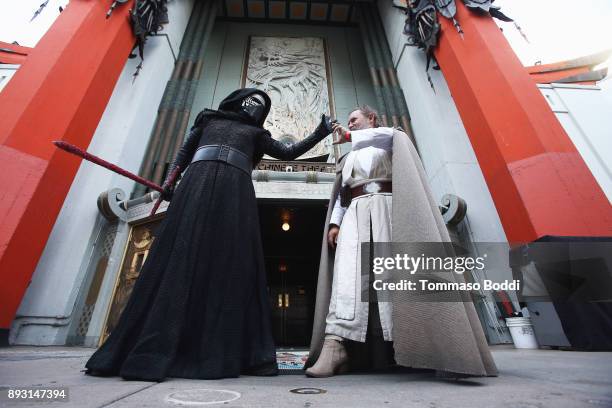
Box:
[217, 0, 374, 24]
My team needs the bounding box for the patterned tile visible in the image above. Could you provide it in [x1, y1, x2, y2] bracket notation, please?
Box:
[269, 1, 286, 19]
[277, 350, 309, 373]
[76, 304, 95, 337]
[330, 4, 350, 22]
[226, 0, 245, 17]
[247, 0, 266, 18]
[219, 1, 368, 23]
[310, 2, 329, 21]
[290, 2, 308, 20]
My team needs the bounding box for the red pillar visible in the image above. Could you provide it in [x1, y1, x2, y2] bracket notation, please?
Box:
[434, 3, 612, 243]
[0, 1, 134, 333]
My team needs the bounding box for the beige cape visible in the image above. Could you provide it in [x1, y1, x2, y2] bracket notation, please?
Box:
[305, 129, 498, 377]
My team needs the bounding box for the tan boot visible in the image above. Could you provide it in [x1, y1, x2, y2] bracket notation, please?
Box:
[305, 338, 349, 378]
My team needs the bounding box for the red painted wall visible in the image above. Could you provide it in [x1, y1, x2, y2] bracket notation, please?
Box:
[434, 3, 612, 243]
[0, 1, 134, 330]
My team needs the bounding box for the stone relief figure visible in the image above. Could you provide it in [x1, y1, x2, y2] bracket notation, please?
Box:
[245, 36, 332, 159]
[102, 225, 157, 344]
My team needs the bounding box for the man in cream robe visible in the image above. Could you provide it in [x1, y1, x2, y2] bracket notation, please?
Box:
[326, 125, 394, 343]
[305, 107, 498, 379]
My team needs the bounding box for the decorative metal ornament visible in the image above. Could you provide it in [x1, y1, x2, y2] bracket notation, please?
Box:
[463, 0, 513, 22]
[30, 0, 50, 22]
[106, 0, 129, 19]
[434, 0, 456, 19]
[104, 0, 169, 80]
[435, 0, 463, 36]
[402, 1, 440, 53]
[394, 0, 515, 90]
[129, 0, 169, 79]
[396, 0, 514, 47]
[462, 0, 493, 12]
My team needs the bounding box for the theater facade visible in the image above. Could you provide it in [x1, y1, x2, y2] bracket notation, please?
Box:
[1, 0, 610, 349]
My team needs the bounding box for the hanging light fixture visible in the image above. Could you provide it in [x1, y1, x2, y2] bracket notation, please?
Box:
[281, 209, 291, 232]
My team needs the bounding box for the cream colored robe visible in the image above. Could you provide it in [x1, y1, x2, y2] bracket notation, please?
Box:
[326, 127, 394, 342]
[306, 128, 498, 377]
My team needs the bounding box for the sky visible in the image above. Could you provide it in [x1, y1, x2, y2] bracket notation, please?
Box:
[0, 0, 611, 67]
[494, 0, 612, 66]
[0, 0, 69, 47]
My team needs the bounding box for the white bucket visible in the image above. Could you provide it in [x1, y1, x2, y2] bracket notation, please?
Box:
[505, 317, 539, 349]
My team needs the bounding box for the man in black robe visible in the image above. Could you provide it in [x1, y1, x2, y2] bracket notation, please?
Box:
[85, 88, 334, 381]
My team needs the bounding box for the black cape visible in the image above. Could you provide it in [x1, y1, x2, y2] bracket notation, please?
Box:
[85, 89, 330, 380]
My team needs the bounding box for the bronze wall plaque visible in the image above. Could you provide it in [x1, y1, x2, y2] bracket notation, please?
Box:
[99, 219, 163, 345]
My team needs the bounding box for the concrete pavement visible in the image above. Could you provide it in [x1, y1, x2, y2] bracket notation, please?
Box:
[1, 345, 611, 407]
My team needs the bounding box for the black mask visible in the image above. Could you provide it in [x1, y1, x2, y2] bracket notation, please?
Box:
[218, 88, 271, 127]
[240, 94, 266, 124]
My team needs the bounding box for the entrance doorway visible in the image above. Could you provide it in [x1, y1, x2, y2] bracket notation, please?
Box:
[258, 200, 327, 348]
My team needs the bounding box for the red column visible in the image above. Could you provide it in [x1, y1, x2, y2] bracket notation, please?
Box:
[434, 3, 612, 243]
[0, 41, 31, 64]
[0, 1, 134, 332]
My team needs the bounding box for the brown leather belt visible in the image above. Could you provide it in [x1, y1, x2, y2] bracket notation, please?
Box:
[350, 181, 392, 199]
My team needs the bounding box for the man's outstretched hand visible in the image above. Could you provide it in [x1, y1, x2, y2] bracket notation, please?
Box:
[328, 225, 340, 249]
[332, 122, 350, 145]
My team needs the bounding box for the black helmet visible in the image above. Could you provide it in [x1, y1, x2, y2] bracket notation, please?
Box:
[218, 88, 272, 127]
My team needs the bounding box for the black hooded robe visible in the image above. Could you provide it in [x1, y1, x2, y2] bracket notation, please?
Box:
[85, 89, 331, 381]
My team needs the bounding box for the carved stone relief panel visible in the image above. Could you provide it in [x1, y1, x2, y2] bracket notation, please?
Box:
[243, 36, 334, 159]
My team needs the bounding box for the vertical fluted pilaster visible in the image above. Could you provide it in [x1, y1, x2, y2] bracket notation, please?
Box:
[135, 1, 217, 196]
[360, 3, 418, 149]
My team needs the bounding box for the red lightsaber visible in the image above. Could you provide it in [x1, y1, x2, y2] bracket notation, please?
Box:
[53, 141, 182, 216]
[53, 140, 164, 192]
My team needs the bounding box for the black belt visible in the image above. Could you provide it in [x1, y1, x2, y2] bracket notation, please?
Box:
[190, 144, 252, 175]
